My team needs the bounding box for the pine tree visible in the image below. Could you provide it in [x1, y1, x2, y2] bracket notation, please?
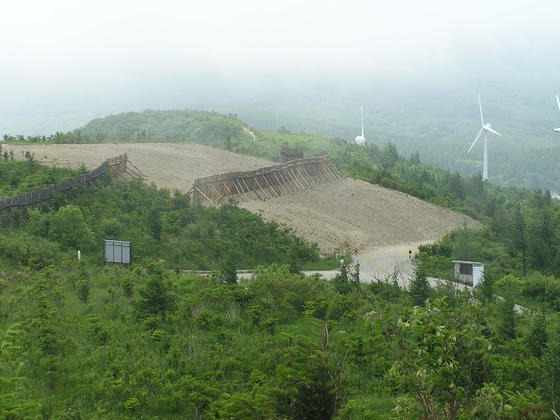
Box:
[543, 335, 560, 412]
[147, 205, 162, 240]
[526, 312, 547, 358]
[135, 265, 174, 320]
[478, 271, 495, 304]
[497, 298, 516, 341]
[409, 263, 431, 306]
[219, 258, 238, 284]
[510, 205, 527, 275]
[350, 262, 360, 292]
[75, 278, 90, 303]
[333, 260, 351, 294]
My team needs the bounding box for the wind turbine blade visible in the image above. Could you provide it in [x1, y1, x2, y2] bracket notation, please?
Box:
[485, 126, 502, 136]
[556, 95, 560, 112]
[479, 94, 485, 126]
[468, 128, 484, 153]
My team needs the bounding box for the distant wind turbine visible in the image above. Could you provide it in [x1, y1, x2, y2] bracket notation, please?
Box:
[555, 95, 560, 133]
[467, 94, 502, 181]
[355, 106, 366, 145]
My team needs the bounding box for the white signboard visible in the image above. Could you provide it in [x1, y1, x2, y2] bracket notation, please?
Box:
[104, 240, 131, 264]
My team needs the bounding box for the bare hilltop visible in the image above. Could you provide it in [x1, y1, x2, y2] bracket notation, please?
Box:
[4, 143, 481, 252]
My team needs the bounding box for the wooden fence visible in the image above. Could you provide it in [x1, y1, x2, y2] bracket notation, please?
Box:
[0, 153, 140, 214]
[279, 146, 303, 163]
[192, 156, 342, 206]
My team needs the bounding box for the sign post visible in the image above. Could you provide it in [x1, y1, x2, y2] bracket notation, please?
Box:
[103, 240, 131, 265]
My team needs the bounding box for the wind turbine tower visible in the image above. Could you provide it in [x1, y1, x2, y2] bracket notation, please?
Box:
[467, 95, 502, 181]
[555, 95, 560, 133]
[355, 106, 366, 145]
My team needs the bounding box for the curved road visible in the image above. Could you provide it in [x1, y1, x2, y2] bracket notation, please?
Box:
[235, 240, 471, 291]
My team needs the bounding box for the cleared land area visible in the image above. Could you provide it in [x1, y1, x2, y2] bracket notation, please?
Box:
[241, 180, 480, 252]
[5, 143, 481, 252]
[5, 143, 272, 192]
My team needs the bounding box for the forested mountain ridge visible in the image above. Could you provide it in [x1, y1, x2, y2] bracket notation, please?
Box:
[80, 110, 251, 144]
[76, 106, 560, 192]
[1, 109, 528, 224]
[202, 85, 560, 191]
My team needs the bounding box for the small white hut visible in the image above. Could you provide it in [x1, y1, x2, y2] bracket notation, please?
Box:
[452, 260, 484, 286]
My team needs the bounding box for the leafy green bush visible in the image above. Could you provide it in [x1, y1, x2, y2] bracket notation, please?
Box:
[0, 232, 60, 269]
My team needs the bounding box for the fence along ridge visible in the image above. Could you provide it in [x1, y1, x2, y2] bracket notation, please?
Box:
[192, 155, 343, 207]
[0, 153, 136, 214]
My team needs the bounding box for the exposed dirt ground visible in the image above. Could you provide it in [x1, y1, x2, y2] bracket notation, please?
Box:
[5, 143, 272, 192]
[241, 179, 480, 252]
[5, 143, 481, 252]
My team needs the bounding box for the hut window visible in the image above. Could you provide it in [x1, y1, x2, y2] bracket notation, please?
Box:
[459, 263, 473, 275]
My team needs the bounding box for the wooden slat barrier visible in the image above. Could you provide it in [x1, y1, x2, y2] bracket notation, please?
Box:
[0, 153, 135, 214]
[192, 156, 342, 206]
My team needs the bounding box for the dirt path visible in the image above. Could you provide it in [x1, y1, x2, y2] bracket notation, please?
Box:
[242, 126, 256, 141]
[5, 143, 481, 253]
[353, 240, 432, 279]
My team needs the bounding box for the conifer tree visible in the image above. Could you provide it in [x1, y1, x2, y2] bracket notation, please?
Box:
[409, 263, 431, 306]
[147, 205, 162, 240]
[333, 260, 351, 294]
[478, 271, 495, 304]
[543, 335, 560, 412]
[526, 312, 548, 358]
[510, 204, 527, 275]
[135, 263, 174, 320]
[219, 258, 238, 284]
[497, 298, 516, 341]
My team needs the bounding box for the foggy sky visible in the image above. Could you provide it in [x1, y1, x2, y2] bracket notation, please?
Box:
[1, 0, 559, 134]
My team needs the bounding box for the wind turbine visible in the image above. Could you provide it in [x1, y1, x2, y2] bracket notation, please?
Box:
[467, 95, 501, 181]
[555, 95, 560, 133]
[355, 106, 366, 145]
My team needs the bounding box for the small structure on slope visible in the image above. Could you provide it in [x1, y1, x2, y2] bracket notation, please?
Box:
[452, 260, 484, 286]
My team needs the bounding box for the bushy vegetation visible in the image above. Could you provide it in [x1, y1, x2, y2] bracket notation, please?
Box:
[0, 153, 77, 199]
[0, 162, 334, 272]
[417, 189, 560, 310]
[2, 260, 559, 418]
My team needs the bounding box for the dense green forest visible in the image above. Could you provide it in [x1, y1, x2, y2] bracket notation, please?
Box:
[4, 258, 559, 418]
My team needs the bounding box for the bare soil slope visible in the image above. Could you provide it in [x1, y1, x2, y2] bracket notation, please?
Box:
[241, 179, 480, 252]
[5, 143, 272, 191]
[5, 143, 481, 252]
